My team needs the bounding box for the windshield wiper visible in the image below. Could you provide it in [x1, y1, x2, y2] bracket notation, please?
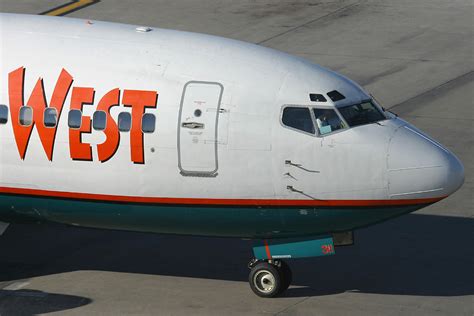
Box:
[388, 110, 398, 117]
[382, 107, 398, 118]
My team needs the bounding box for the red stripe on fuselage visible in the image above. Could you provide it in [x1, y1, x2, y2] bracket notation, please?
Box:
[0, 187, 446, 207]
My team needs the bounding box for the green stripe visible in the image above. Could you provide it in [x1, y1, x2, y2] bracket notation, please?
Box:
[0, 194, 426, 238]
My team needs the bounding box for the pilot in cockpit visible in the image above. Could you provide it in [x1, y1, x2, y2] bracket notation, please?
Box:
[316, 112, 329, 129]
[316, 110, 333, 135]
[315, 109, 345, 135]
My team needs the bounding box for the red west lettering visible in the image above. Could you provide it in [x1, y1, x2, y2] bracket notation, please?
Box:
[122, 90, 158, 164]
[97, 88, 120, 162]
[9, 67, 158, 164]
[8, 67, 73, 160]
[69, 87, 94, 161]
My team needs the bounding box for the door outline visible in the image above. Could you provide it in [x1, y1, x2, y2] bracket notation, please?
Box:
[177, 81, 224, 177]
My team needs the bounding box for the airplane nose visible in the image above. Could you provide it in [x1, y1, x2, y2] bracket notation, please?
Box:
[444, 147, 465, 195]
[387, 126, 464, 199]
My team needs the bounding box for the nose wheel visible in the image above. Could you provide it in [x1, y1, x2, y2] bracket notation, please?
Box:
[248, 260, 292, 298]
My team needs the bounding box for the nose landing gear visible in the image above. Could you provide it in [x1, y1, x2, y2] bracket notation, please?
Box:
[248, 259, 292, 298]
[249, 235, 337, 297]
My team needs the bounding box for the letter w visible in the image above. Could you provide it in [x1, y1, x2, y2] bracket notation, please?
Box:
[8, 67, 73, 160]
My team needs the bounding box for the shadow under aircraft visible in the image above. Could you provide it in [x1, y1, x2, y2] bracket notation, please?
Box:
[0, 289, 91, 316]
[0, 213, 472, 299]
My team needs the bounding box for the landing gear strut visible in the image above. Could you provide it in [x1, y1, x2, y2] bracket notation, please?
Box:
[248, 259, 292, 298]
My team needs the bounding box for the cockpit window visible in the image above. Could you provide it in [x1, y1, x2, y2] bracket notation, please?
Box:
[338, 101, 386, 127]
[282, 107, 315, 134]
[313, 108, 346, 135]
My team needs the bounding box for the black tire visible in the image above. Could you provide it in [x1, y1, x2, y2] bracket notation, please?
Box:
[278, 261, 292, 295]
[249, 262, 282, 298]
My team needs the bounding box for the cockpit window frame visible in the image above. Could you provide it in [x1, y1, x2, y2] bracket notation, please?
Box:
[280, 98, 389, 138]
[368, 98, 391, 119]
[280, 105, 317, 137]
[312, 106, 349, 137]
[337, 99, 388, 128]
[280, 104, 350, 138]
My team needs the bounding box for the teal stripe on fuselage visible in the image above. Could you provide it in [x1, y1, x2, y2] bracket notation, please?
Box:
[0, 194, 427, 238]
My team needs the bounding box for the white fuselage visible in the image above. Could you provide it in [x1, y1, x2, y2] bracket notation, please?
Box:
[0, 14, 464, 238]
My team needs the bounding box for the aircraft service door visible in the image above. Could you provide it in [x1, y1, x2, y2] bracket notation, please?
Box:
[178, 81, 223, 177]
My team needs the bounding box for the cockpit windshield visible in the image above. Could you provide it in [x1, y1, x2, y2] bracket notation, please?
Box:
[313, 108, 346, 135]
[338, 101, 386, 127]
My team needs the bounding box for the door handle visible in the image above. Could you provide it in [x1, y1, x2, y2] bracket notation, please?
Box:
[182, 122, 205, 129]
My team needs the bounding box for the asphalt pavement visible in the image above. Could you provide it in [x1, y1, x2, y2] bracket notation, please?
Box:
[0, 1, 472, 315]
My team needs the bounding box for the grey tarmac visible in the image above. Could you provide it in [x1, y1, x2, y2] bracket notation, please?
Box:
[0, 0, 472, 315]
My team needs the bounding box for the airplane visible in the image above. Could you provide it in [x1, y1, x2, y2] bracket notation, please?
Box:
[0, 13, 464, 297]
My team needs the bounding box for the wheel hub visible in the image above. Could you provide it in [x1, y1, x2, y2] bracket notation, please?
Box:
[253, 270, 275, 293]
